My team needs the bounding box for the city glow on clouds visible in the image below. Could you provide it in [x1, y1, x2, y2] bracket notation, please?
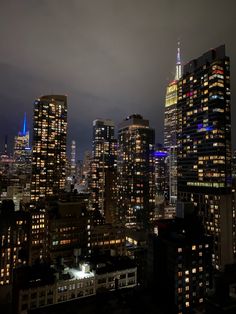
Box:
[0, 0, 235, 156]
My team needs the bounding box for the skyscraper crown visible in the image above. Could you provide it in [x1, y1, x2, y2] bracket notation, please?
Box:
[175, 41, 182, 80]
[21, 112, 27, 136]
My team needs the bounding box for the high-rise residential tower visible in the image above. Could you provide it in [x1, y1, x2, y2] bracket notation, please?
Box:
[164, 42, 182, 204]
[89, 119, 117, 221]
[117, 114, 155, 229]
[177, 45, 233, 270]
[31, 95, 67, 201]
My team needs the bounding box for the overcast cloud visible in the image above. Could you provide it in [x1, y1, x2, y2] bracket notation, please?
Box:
[0, 0, 235, 157]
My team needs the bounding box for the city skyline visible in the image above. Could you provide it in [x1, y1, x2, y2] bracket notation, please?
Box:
[0, 1, 236, 157]
[1, 3, 236, 311]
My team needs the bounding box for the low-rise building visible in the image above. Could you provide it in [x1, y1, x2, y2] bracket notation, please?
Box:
[14, 257, 137, 314]
[90, 223, 126, 256]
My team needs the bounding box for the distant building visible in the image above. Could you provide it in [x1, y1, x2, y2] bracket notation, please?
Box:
[126, 229, 148, 285]
[177, 45, 234, 270]
[154, 144, 169, 199]
[70, 140, 76, 178]
[117, 114, 155, 229]
[13, 113, 31, 175]
[232, 150, 236, 179]
[31, 95, 67, 202]
[89, 119, 117, 221]
[77, 151, 92, 191]
[205, 264, 236, 314]
[89, 224, 126, 256]
[0, 144, 15, 199]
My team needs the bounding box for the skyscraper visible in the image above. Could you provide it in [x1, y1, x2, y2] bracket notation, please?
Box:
[164, 42, 182, 204]
[14, 113, 30, 161]
[13, 113, 31, 178]
[117, 114, 155, 229]
[154, 144, 168, 199]
[89, 119, 117, 220]
[31, 95, 67, 201]
[70, 140, 76, 178]
[177, 45, 233, 270]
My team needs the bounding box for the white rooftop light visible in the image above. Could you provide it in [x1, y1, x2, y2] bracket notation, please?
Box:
[68, 267, 94, 280]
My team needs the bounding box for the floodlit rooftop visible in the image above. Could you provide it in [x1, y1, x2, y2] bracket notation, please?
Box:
[68, 265, 95, 280]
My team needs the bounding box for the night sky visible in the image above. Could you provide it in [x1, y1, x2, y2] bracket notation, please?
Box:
[0, 0, 236, 158]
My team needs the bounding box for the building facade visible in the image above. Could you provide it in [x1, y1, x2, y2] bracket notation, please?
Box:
[154, 145, 169, 199]
[0, 202, 29, 286]
[149, 204, 212, 313]
[47, 192, 89, 264]
[31, 95, 67, 202]
[177, 45, 233, 270]
[117, 114, 155, 229]
[15, 260, 137, 314]
[70, 140, 76, 179]
[89, 119, 117, 220]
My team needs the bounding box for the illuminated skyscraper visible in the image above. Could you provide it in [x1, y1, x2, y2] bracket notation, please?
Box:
[13, 113, 31, 177]
[154, 145, 168, 199]
[14, 113, 30, 160]
[31, 95, 67, 201]
[117, 114, 155, 229]
[70, 140, 76, 178]
[177, 45, 233, 270]
[164, 42, 182, 204]
[89, 119, 117, 220]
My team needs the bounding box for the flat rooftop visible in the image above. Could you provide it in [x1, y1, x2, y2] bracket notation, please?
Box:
[67, 267, 95, 280]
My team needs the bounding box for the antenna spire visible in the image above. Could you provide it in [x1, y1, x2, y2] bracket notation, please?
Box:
[22, 112, 27, 136]
[175, 41, 182, 80]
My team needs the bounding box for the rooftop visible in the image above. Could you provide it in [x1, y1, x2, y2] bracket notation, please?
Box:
[67, 265, 95, 280]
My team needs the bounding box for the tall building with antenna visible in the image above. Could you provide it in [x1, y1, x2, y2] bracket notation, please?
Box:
[14, 113, 31, 163]
[13, 113, 32, 187]
[164, 42, 182, 204]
